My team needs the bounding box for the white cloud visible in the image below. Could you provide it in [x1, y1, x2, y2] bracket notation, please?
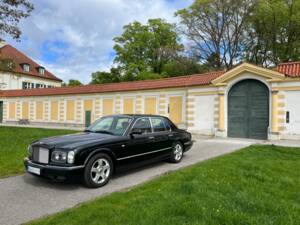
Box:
[6, 0, 192, 84]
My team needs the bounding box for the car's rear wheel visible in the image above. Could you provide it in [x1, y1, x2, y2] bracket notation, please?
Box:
[83, 153, 113, 188]
[169, 142, 184, 163]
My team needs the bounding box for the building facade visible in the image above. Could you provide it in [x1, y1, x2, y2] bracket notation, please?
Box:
[0, 42, 62, 90]
[0, 62, 300, 140]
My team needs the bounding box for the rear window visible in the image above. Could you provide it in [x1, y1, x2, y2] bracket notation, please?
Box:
[151, 117, 167, 132]
[163, 118, 177, 131]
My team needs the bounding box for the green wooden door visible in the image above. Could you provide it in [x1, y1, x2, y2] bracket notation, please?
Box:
[228, 79, 269, 140]
[85, 111, 91, 127]
[0, 101, 3, 123]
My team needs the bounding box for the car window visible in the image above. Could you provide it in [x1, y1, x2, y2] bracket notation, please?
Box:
[151, 117, 166, 132]
[114, 118, 131, 135]
[131, 118, 152, 134]
[87, 116, 132, 135]
[163, 118, 176, 131]
[90, 117, 114, 131]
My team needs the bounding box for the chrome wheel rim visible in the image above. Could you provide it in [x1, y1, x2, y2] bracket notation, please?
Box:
[90, 158, 110, 184]
[174, 144, 183, 161]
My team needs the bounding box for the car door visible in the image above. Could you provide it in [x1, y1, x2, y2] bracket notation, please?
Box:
[150, 117, 173, 158]
[117, 117, 156, 166]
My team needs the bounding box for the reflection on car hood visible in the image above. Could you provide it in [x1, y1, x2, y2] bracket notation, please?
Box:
[34, 132, 116, 149]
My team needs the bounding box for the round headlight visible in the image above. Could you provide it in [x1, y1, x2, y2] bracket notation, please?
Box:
[27, 145, 33, 157]
[67, 151, 75, 164]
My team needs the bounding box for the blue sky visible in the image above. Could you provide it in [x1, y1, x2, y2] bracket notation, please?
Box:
[6, 0, 192, 84]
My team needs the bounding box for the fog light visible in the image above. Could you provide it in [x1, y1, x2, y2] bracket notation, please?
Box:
[67, 151, 75, 164]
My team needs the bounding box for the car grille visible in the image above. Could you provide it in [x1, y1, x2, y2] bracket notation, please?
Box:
[32, 147, 49, 164]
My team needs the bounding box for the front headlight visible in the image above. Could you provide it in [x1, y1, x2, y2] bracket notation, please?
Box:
[67, 151, 75, 164]
[51, 151, 67, 163]
[27, 145, 33, 157]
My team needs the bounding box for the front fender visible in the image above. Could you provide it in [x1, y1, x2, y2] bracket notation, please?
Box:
[80, 148, 117, 167]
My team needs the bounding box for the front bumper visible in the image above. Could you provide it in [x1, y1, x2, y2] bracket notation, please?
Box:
[184, 140, 194, 152]
[24, 158, 84, 180]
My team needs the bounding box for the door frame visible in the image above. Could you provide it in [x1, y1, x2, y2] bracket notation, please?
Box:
[0, 101, 3, 123]
[225, 75, 271, 139]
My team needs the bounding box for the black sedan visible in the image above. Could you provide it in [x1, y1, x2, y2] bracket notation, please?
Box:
[24, 115, 193, 188]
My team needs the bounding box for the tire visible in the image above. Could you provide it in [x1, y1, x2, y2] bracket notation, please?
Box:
[169, 142, 184, 163]
[83, 153, 113, 188]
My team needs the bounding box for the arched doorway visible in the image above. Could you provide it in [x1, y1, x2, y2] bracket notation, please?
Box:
[228, 79, 269, 140]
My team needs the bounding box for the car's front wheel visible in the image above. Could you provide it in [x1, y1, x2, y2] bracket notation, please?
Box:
[169, 142, 184, 163]
[83, 153, 113, 188]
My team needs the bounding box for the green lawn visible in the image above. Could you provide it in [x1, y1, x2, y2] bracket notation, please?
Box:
[0, 126, 76, 177]
[28, 145, 300, 225]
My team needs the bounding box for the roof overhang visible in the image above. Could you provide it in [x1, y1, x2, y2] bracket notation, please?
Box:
[211, 63, 285, 86]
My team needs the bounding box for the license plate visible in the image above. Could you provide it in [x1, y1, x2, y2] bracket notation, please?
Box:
[27, 166, 40, 175]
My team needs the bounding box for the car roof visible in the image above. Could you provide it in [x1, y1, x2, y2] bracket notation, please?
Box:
[113, 114, 168, 119]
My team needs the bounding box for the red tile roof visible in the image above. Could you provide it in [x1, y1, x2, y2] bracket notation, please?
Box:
[0, 44, 62, 82]
[0, 71, 225, 97]
[276, 61, 300, 77]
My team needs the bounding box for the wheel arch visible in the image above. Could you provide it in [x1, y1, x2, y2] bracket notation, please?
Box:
[83, 148, 117, 170]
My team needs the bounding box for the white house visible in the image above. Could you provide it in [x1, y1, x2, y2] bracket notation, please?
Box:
[0, 42, 62, 90]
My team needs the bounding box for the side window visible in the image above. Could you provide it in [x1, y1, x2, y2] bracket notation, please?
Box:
[151, 117, 166, 132]
[131, 118, 152, 134]
[163, 118, 176, 131]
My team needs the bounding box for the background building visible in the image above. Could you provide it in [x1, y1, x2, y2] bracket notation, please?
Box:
[0, 42, 62, 90]
[0, 62, 300, 141]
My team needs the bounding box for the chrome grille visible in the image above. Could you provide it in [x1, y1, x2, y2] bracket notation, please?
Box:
[32, 147, 49, 164]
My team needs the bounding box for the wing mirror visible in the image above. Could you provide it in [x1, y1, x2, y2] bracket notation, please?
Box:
[130, 129, 143, 137]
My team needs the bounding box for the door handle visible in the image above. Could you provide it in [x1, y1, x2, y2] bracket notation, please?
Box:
[148, 136, 155, 140]
[168, 134, 174, 137]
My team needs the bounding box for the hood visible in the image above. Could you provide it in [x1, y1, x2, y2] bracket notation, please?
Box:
[33, 132, 116, 149]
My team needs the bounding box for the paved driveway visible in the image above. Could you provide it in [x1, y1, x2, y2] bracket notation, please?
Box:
[0, 138, 252, 225]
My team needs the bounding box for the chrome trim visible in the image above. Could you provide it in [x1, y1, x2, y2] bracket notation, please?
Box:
[25, 158, 84, 170]
[117, 147, 172, 161]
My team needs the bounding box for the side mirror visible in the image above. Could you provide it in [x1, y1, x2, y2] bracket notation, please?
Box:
[130, 129, 143, 137]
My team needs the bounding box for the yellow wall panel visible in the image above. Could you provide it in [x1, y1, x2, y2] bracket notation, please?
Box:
[22, 102, 29, 119]
[84, 100, 93, 111]
[123, 98, 134, 114]
[218, 94, 225, 131]
[66, 100, 75, 121]
[169, 96, 183, 124]
[103, 99, 113, 116]
[9, 102, 16, 119]
[144, 97, 157, 115]
[51, 101, 59, 121]
[36, 101, 44, 120]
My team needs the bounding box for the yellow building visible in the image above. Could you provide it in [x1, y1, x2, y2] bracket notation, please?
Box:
[1, 62, 300, 140]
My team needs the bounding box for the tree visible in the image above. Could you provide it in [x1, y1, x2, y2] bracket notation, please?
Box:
[0, 56, 14, 71]
[0, 0, 34, 41]
[162, 57, 209, 77]
[176, 0, 257, 69]
[62, 79, 82, 87]
[246, 0, 300, 66]
[113, 18, 183, 79]
[90, 67, 121, 84]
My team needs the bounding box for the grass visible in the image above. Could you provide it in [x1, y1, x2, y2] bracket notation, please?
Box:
[0, 126, 76, 178]
[28, 145, 300, 225]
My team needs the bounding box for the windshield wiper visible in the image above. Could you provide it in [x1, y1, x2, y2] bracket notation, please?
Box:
[92, 130, 115, 135]
[84, 129, 91, 132]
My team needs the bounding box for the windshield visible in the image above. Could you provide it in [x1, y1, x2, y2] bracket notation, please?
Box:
[86, 116, 132, 136]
